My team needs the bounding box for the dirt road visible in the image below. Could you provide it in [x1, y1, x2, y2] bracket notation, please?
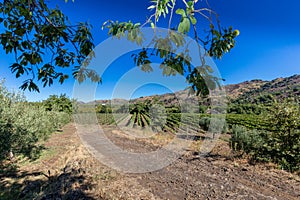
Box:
[78, 124, 300, 200]
[8, 123, 299, 199]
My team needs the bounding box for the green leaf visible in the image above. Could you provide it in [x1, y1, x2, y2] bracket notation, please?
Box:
[175, 8, 185, 16]
[28, 81, 40, 92]
[150, 22, 155, 29]
[190, 15, 197, 25]
[178, 17, 190, 34]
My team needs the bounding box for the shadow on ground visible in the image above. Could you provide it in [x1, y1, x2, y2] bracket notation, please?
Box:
[0, 162, 99, 200]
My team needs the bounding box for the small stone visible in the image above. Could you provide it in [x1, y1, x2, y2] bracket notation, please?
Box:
[223, 167, 228, 172]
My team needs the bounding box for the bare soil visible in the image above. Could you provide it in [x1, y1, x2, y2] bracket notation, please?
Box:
[1, 123, 299, 200]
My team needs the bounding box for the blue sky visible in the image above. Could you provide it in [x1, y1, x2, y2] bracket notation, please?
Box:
[0, 0, 299, 101]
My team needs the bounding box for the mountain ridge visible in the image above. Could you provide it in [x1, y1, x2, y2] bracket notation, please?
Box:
[91, 74, 299, 105]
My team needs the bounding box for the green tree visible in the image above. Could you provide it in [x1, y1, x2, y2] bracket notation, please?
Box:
[128, 101, 151, 127]
[1, 0, 238, 96]
[102, 0, 239, 96]
[266, 99, 300, 171]
[95, 104, 112, 113]
[0, 0, 100, 92]
[229, 99, 300, 172]
[43, 94, 73, 114]
[0, 81, 70, 161]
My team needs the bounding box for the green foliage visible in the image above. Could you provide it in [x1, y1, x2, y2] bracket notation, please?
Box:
[225, 114, 272, 131]
[186, 66, 224, 96]
[95, 104, 112, 114]
[199, 117, 210, 131]
[164, 112, 181, 133]
[229, 125, 266, 154]
[149, 103, 167, 131]
[229, 100, 300, 172]
[265, 100, 300, 171]
[199, 117, 228, 134]
[95, 112, 129, 125]
[199, 105, 207, 113]
[176, 8, 190, 34]
[102, 0, 239, 97]
[149, 0, 175, 20]
[121, 103, 182, 132]
[227, 103, 265, 115]
[0, 81, 70, 161]
[166, 105, 181, 113]
[0, 0, 100, 92]
[208, 26, 238, 58]
[229, 125, 270, 164]
[43, 94, 73, 114]
[128, 101, 151, 127]
[1, 0, 238, 96]
[102, 20, 143, 44]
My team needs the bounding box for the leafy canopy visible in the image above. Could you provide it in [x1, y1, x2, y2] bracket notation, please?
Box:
[0, 0, 100, 92]
[102, 0, 239, 96]
[0, 0, 238, 95]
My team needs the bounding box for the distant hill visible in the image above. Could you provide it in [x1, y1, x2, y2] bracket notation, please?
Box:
[230, 74, 300, 103]
[90, 74, 300, 106]
[225, 79, 267, 100]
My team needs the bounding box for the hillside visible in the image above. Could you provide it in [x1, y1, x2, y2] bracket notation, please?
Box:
[230, 74, 300, 103]
[2, 75, 299, 199]
[91, 74, 300, 107]
[225, 79, 267, 100]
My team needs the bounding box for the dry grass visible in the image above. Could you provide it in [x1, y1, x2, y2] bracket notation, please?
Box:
[0, 123, 159, 199]
[2, 123, 299, 200]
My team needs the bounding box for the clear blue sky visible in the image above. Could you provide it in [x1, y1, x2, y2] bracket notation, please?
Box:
[0, 0, 299, 101]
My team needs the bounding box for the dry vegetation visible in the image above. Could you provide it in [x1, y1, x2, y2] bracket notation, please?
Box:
[1, 123, 299, 199]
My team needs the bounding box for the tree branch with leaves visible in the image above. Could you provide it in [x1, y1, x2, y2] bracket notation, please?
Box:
[102, 0, 239, 96]
[0, 0, 100, 92]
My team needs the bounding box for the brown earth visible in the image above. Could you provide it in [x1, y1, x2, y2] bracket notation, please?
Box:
[1, 123, 299, 199]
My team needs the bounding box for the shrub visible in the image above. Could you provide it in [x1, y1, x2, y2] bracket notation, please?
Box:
[199, 117, 228, 134]
[0, 81, 71, 161]
[199, 117, 210, 131]
[265, 100, 300, 172]
[229, 99, 300, 172]
[229, 125, 266, 157]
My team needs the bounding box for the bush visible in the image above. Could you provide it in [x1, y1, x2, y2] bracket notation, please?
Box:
[0, 81, 71, 161]
[199, 117, 210, 131]
[265, 100, 300, 172]
[229, 125, 266, 157]
[199, 117, 228, 134]
[229, 99, 300, 173]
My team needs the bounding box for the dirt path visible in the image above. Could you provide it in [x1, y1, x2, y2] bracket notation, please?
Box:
[77, 124, 300, 200]
[5, 123, 299, 200]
